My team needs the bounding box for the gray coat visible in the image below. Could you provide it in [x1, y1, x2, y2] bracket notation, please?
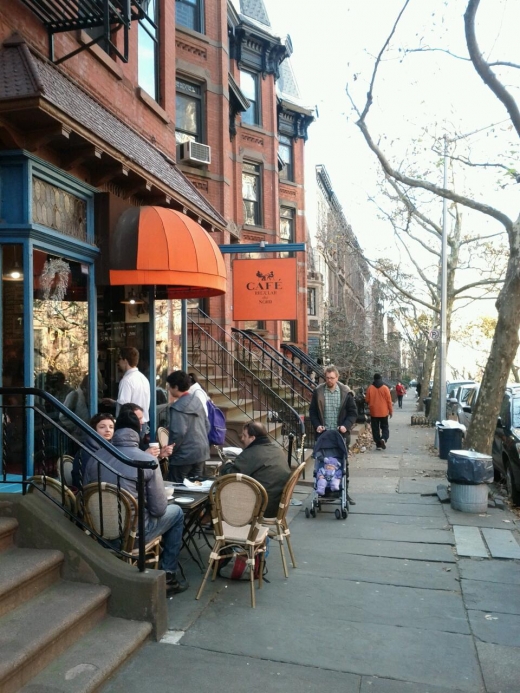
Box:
[168, 392, 210, 466]
[83, 428, 167, 521]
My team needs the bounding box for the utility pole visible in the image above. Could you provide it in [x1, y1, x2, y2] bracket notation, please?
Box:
[439, 135, 448, 422]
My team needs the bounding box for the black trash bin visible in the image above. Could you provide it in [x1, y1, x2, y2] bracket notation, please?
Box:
[438, 427, 464, 460]
[423, 397, 432, 417]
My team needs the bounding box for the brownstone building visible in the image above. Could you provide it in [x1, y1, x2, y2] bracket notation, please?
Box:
[0, 0, 313, 437]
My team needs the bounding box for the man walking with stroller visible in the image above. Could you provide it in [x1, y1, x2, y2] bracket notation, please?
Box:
[365, 373, 393, 450]
[309, 365, 358, 504]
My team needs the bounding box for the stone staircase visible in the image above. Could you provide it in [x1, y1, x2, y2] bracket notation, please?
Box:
[0, 516, 151, 693]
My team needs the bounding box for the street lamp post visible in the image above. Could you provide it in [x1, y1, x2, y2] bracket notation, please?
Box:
[439, 135, 448, 422]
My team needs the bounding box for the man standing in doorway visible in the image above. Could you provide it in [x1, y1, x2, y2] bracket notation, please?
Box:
[365, 373, 393, 450]
[104, 347, 151, 424]
[309, 365, 358, 504]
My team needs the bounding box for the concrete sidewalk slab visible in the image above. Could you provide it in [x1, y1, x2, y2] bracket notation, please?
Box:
[350, 501, 445, 517]
[346, 513, 448, 528]
[102, 643, 362, 693]
[351, 493, 440, 505]
[481, 528, 520, 559]
[258, 573, 469, 634]
[361, 677, 475, 693]
[461, 579, 520, 615]
[475, 641, 520, 693]
[468, 609, 520, 647]
[324, 521, 454, 545]
[399, 478, 443, 494]
[458, 558, 520, 585]
[181, 606, 484, 691]
[293, 533, 457, 562]
[453, 526, 489, 558]
[297, 551, 460, 590]
[443, 505, 518, 529]
[349, 478, 399, 493]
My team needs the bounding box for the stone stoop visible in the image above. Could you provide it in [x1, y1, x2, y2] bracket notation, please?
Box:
[0, 516, 152, 693]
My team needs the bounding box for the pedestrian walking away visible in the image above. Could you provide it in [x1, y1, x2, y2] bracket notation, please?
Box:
[309, 364, 358, 504]
[395, 381, 406, 409]
[365, 373, 393, 450]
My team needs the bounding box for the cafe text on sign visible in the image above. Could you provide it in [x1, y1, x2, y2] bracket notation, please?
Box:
[232, 258, 297, 321]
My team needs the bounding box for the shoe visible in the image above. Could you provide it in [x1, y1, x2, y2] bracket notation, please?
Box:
[347, 494, 356, 506]
[165, 572, 189, 594]
[380, 440, 386, 450]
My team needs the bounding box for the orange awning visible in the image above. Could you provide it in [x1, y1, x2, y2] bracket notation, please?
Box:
[109, 206, 227, 298]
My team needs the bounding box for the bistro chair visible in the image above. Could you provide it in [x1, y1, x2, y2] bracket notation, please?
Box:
[57, 454, 74, 488]
[156, 426, 170, 478]
[82, 482, 161, 569]
[260, 462, 306, 578]
[196, 473, 268, 608]
[27, 475, 77, 516]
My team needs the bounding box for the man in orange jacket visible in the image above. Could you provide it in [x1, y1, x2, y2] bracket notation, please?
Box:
[365, 373, 393, 450]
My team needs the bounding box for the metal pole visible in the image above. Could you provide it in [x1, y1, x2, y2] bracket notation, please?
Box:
[439, 135, 448, 422]
[181, 299, 188, 371]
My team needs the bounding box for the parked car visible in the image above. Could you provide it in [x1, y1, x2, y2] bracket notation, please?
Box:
[446, 379, 476, 399]
[452, 384, 479, 429]
[492, 384, 520, 506]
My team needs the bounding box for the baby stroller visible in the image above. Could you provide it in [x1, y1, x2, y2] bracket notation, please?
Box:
[305, 429, 349, 520]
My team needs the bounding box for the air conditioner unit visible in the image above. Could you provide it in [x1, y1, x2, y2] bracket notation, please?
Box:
[309, 319, 320, 331]
[177, 140, 211, 166]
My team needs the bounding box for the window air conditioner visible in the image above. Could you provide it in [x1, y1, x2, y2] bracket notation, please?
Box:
[177, 140, 211, 166]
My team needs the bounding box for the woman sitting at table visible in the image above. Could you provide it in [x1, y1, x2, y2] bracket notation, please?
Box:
[83, 410, 188, 594]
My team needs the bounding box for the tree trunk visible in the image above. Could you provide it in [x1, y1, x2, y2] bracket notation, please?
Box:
[419, 341, 436, 414]
[465, 237, 520, 453]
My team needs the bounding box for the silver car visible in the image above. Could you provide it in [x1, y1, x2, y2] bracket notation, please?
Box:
[453, 385, 479, 429]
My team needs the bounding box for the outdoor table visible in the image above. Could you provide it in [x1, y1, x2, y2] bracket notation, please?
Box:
[165, 483, 212, 571]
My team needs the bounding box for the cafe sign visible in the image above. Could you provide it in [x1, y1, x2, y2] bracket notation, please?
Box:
[232, 258, 297, 321]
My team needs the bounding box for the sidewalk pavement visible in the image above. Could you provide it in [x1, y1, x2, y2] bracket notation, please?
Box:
[104, 393, 520, 693]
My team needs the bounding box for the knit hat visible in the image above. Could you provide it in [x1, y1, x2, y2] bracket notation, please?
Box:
[115, 410, 141, 435]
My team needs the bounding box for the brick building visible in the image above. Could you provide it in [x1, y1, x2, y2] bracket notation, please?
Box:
[0, 0, 313, 442]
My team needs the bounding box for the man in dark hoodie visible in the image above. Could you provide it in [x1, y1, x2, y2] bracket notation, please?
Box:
[166, 370, 210, 483]
[83, 410, 187, 594]
[365, 373, 393, 450]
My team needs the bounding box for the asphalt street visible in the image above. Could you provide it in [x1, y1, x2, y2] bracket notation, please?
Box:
[104, 391, 520, 693]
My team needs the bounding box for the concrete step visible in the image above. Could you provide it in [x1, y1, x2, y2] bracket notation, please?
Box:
[0, 581, 110, 693]
[18, 616, 152, 693]
[0, 547, 63, 618]
[0, 516, 18, 552]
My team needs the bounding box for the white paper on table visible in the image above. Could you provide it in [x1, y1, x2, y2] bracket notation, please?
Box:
[182, 478, 214, 492]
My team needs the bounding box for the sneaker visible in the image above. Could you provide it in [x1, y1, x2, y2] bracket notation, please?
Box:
[380, 440, 386, 450]
[165, 572, 189, 594]
[347, 494, 356, 506]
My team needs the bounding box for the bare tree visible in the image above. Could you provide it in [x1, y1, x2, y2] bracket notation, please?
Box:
[348, 0, 520, 454]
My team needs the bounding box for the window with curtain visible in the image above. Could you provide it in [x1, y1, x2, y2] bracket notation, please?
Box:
[175, 79, 203, 143]
[240, 70, 260, 126]
[242, 162, 261, 226]
[282, 320, 296, 342]
[176, 0, 203, 33]
[279, 135, 293, 181]
[138, 0, 160, 101]
[279, 206, 295, 257]
[308, 288, 317, 316]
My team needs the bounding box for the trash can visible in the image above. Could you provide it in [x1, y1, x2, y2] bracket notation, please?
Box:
[447, 450, 493, 513]
[423, 397, 432, 417]
[437, 426, 464, 460]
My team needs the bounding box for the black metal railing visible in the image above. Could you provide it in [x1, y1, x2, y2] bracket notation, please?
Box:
[281, 343, 325, 384]
[186, 316, 307, 458]
[0, 387, 157, 571]
[233, 328, 316, 393]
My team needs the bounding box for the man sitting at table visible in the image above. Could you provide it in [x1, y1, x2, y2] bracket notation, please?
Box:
[83, 410, 188, 595]
[221, 421, 291, 518]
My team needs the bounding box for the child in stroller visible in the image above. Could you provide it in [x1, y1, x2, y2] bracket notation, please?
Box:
[306, 429, 349, 520]
[316, 457, 342, 495]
